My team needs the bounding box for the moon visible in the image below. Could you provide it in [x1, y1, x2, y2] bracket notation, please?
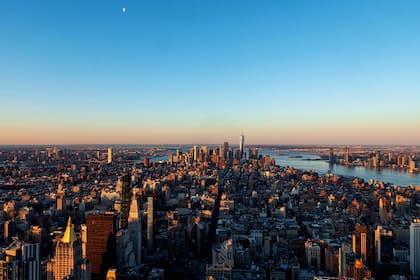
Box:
[122, 7, 126, 13]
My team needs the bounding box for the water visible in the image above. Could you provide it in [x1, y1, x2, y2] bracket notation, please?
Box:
[261, 150, 420, 187]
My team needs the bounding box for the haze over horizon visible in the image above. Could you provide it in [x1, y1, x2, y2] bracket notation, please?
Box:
[1, 0, 420, 145]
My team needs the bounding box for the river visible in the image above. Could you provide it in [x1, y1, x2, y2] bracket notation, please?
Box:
[261, 150, 420, 187]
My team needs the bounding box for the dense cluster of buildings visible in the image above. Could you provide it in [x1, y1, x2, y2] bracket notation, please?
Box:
[0, 139, 419, 280]
[331, 146, 419, 173]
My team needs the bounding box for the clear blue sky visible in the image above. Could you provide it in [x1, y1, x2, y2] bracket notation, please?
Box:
[1, 0, 419, 145]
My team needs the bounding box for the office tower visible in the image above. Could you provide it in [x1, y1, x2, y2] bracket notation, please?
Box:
[128, 190, 142, 267]
[108, 147, 113, 164]
[374, 225, 393, 264]
[193, 146, 198, 161]
[239, 133, 245, 159]
[0, 241, 40, 280]
[305, 240, 321, 270]
[26, 226, 49, 258]
[147, 196, 155, 253]
[86, 212, 116, 276]
[374, 225, 382, 263]
[352, 224, 368, 263]
[120, 174, 131, 229]
[218, 146, 225, 160]
[22, 243, 41, 280]
[375, 150, 381, 167]
[4, 219, 16, 244]
[410, 218, 420, 277]
[379, 197, 389, 225]
[47, 218, 90, 280]
[200, 146, 208, 162]
[325, 244, 340, 276]
[223, 142, 229, 160]
[339, 242, 352, 278]
[116, 229, 134, 272]
[143, 157, 150, 167]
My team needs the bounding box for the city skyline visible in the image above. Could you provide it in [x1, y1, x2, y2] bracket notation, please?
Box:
[1, 0, 420, 145]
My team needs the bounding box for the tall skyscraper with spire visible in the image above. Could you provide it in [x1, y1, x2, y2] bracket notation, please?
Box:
[47, 218, 90, 280]
[128, 189, 142, 267]
[239, 133, 245, 159]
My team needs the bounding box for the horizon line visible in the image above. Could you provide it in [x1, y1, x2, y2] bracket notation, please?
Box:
[0, 143, 419, 147]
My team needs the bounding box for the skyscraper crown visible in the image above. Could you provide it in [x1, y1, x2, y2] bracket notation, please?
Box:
[62, 217, 77, 243]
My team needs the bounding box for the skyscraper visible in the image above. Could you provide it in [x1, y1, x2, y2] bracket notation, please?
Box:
[352, 224, 368, 263]
[0, 241, 40, 280]
[128, 190, 142, 267]
[239, 133, 244, 159]
[86, 212, 117, 276]
[47, 218, 90, 280]
[410, 218, 420, 277]
[147, 196, 155, 253]
[56, 182, 66, 215]
[120, 174, 131, 229]
[223, 142, 230, 160]
[81, 224, 87, 259]
[108, 147, 113, 164]
[374, 225, 393, 264]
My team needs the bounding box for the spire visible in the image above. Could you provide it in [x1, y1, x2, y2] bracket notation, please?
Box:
[129, 189, 139, 220]
[62, 217, 77, 243]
